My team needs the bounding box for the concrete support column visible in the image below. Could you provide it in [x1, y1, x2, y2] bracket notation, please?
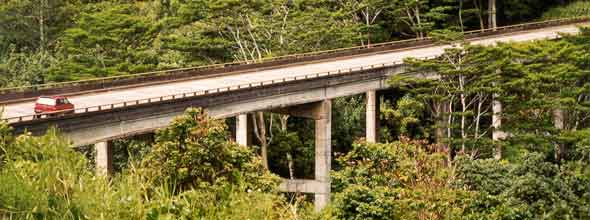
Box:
[236, 113, 250, 146]
[95, 141, 113, 176]
[314, 100, 332, 211]
[366, 90, 379, 143]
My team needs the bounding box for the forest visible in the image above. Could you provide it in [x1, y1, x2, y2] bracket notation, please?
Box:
[1, 0, 590, 219]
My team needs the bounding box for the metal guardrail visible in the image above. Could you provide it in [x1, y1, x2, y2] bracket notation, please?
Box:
[2, 55, 438, 124]
[0, 16, 588, 99]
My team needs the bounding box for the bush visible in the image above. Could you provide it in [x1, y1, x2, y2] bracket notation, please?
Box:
[140, 108, 279, 192]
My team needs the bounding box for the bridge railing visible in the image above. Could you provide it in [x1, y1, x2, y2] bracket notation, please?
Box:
[0, 16, 588, 103]
[2, 55, 440, 124]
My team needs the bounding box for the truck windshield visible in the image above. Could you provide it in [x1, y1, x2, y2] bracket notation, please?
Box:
[37, 97, 56, 106]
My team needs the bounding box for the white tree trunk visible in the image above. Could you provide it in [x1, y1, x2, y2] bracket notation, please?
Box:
[488, 0, 497, 30]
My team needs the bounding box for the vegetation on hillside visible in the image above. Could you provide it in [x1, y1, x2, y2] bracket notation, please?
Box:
[2, 1, 590, 219]
[543, 1, 590, 20]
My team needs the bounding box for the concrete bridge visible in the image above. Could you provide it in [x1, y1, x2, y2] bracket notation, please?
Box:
[2, 17, 589, 211]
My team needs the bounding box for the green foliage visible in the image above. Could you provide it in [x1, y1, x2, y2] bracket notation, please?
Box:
[332, 142, 401, 192]
[331, 185, 397, 220]
[454, 153, 590, 219]
[328, 140, 468, 220]
[381, 95, 427, 141]
[268, 130, 314, 179]
[0, 0, 79, 53]
[51, 3, 162, 80]
[0, 48, 55, 87]
[141, 108, 279, 191]
[332, 96, 366, 152]
[0, 111, 298, 219]
[543, 1, 590, 20]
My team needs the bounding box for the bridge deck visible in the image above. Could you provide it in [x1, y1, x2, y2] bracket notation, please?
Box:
[2, 22, 587, 119]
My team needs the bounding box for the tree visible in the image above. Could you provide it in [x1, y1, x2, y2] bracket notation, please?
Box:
[52, 3, 161, 80]
[392, 41, 498, 158]
[337, 0, 391, 46]
[0, 0, 79, 53]
[500, 38, 590, 162]
[140, 108, 279, 191]
[0, 47, 54, 87]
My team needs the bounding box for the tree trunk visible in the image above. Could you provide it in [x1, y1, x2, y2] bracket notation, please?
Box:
[492, 91, 503, 159]
[474, 0, 485, 31]
[434, 100, 446, 145]
[459, 0, 464, 32]
[39, 0, 46, 50]
[459, 77, 467, 153]
[553, 109, 565, 162]
[488, 0, 497, 30]
[279, 115, 294, 179]
[252, 112, 269, 169]
[415, 5, 424, 39]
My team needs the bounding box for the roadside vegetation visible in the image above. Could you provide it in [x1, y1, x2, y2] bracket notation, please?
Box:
[2, 1, 590, 219]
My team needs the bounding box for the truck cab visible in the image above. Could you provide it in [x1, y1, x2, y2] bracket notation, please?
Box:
[34, 96, 75, 118]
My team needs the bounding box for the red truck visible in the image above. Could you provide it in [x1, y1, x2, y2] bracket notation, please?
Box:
[34, 96, 75, 118]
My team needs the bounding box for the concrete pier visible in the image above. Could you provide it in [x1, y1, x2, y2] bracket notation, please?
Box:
[314, 100, 332, 210]
[366, 90, 379, 143]
[271, 100, 332, 211]
[95, 141, 113, 176]
[236, 113, 250, 146]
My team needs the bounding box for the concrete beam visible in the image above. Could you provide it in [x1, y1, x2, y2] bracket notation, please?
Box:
[66, 111, 179, 147]
[366, 90, 379, 143]
[207, 77, 387, 119]
[270, 101, 331, 120]
[279, 179, 329, 194]
[95, 141, 113, 176]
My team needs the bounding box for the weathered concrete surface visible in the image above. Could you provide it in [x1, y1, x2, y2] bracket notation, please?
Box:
[366, 90, 379, 143]
[279, 179, 328, 194]
[65, 111, 178, 146]
[270, 100, 332, 211]
[95, 141, 113, 176]
[207, 77, 387, 119]
[314, 100, 331, 211]
[235, 113, 249, 146]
